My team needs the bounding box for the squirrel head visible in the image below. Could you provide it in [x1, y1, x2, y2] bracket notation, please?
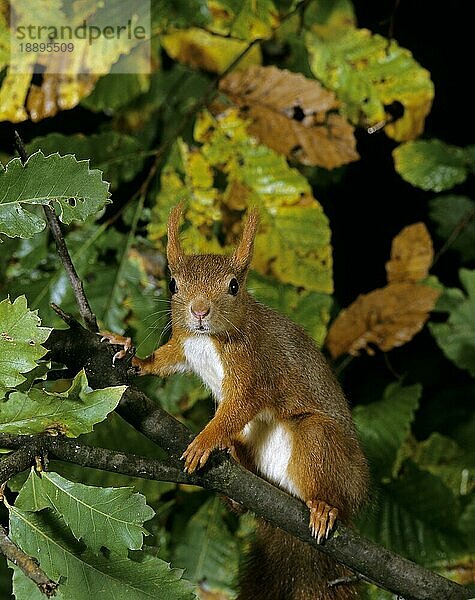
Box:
[166, 203, 260, 336]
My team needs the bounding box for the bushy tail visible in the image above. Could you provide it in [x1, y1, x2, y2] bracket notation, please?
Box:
[237, 522, 359, 600]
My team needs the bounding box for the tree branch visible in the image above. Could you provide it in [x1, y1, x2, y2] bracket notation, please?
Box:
[432, 206, 475, 266]
[40, 323, 471, 600]
[0, 446, 41, 484]
[0, 434, 191, 485]
[13, 131, 99, 332]
[0, 525, 58, 597]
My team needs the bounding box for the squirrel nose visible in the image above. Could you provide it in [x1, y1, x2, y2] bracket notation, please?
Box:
[191, 306, 210, 319]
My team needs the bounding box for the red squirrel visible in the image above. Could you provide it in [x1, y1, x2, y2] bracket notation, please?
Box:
[104, 204, 369, 599]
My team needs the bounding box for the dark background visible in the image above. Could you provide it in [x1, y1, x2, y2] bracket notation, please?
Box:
[327, 0, 474, 437]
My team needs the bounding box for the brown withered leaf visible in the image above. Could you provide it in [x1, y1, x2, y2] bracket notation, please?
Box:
[386, 222, 434, 283]
[326, 282, 440, 359]
[219, 65, 359, 169]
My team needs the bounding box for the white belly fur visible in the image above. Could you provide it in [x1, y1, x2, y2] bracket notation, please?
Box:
[182, 339, 299, 497]
[183, 336, 224, 402]
[243, 411, 301, 498]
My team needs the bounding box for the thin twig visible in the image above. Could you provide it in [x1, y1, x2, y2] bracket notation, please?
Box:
[0, 525, 58, 597]
[334, 353, 354, 376]
[383, 352, 401, 380]
[432, 206, 475, 266]
[13, 131, 99, 333]
[51, 303, 80, 327]
[387, 0, 401, 43]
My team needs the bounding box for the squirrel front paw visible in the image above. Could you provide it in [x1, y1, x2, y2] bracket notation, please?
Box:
[306, 499, 338, 544]
[98, 331, 134, 364]
[181, 431, 230, 473]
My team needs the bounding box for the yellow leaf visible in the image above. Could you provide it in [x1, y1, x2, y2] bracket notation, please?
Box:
[187, 151, 214, 190]
[208, 0, 278, 40]
[223, 180, 251, 211]
[148, 141, 222, 254]
[0, 0, 151, 123]
[304, 0, 356, 39]
[306, 26, 434, 141]
[386, 223, 434, 283]
[148, 167, 189, 243]
[161, 28, 261, 74]
[254, 204, 333, 293]
[182, 225, 226, 255]
[0, 72, 30, 122]
[0, 3, 9, 69]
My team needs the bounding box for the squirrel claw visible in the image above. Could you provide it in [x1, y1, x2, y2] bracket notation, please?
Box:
[98, 331, 133, 364]
[307, 500, 338, 544]
[112, 349, 127, 364]
[181, 434, 219, 473]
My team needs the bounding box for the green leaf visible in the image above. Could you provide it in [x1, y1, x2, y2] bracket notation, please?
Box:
[211, 0, 278, 40]
[0, 370, 125, 436]
[157, 373, 210, 416]
[81, 73, 150, 113]
[429, 195, 475, 261]
[460, 495, 475, 540]
[412, 433, 474, 497]
[429, 269, 475, 376]
[353, 382, 421, 481]
[3, 223, 111, 328]
[29, 133, 146, 189]
[393, 140, 475, 192]
[0, 295, 50, 399]
[432, 285, 466, 313]
[303, 0, 356, 36]
[0, 151, 110, 239]
[357, 461, 466, 565]
[173, 497, 239, 594]
[11, 568, 47, 600]
[153, 0, 211, 30]
[16, 360, 51, 393]
[254, 203, 332, 294]
[16, 470, 155, 555]
[248, 272, 332, 345]
[9, 507, 196, 600]
[305, 18, 434, 141]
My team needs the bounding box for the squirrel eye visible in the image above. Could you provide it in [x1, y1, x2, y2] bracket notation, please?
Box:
[228, 277, 239, 296]
[169, 278, 178, 295]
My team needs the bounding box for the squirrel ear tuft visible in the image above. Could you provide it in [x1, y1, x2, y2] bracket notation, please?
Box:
[231, 208, 260, 272]
[167, 202, 185, 265]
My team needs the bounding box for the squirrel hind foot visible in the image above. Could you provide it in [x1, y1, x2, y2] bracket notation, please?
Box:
[306, 500, 338, 544]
